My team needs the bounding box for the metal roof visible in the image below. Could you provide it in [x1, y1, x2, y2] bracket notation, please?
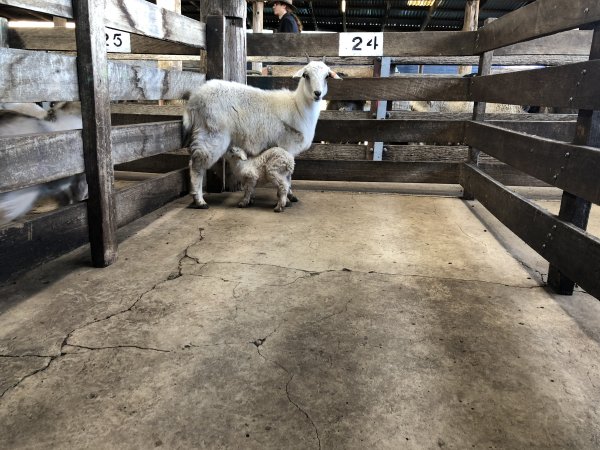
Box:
[249, 0, 536, 32]
[0, 0, 536, 32]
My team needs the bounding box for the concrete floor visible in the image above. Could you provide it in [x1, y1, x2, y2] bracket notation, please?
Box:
[1, 184, 600, 449]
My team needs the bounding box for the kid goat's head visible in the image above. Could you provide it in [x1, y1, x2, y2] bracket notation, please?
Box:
[293, 61, 341, 102]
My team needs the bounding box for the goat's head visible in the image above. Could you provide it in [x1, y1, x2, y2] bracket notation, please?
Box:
[293, 61, 341, 102]
[225, 146, 248, 161]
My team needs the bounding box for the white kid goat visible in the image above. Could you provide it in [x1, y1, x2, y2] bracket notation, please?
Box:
[224, 146, 294, 212]
[183, 61, 340, 209]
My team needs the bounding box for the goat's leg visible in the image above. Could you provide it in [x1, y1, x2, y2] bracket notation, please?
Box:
[189, 133, 229, 209]
[238, 177, 257, 208]
[189, 155, 208, 208]
[287, 174, 299, 203]
[269, 173, 289, 212]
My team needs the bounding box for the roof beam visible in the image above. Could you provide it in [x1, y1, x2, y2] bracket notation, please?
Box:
[381, 0, 391, 31]
[420, 0, 442, 31]
[309, 1, 318, 31]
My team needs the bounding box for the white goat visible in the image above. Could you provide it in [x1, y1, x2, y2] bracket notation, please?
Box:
[183, 61, 340, 209]
[409, 100, 525, 114]
[0, 102, 87, 226]
[225, 146, 294, 212]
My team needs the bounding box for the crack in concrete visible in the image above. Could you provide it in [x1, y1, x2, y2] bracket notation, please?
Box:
[192, 261, 542, 290]
[0, 356, 53, 400]
[0, 354, 53, 358]
[515, 258, 547, 284]
[255, 346, 321, 450]
[65, 344, 171, 353]
[308, 297, 353, 325]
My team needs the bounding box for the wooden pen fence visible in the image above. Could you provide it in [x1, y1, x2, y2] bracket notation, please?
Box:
[0, 0, 599, 300]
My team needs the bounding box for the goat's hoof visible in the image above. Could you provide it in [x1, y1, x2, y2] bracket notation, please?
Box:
[288, 194, 299, 202]
[274, 206, 285, 213]
[189, 202, 209, 209]
[238, 202, 249, 208]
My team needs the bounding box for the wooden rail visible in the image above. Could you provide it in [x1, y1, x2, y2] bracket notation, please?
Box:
[0, 48, 204, 102]
[0, 0, 205, 47]
[461, 163, 600, 300]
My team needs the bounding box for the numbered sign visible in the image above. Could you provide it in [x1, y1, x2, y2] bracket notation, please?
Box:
[105, 28, 131, 53]
[339, 32, 383, 57]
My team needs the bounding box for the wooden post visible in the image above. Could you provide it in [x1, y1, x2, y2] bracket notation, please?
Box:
[73, 0, 118, 267]
[462, 18, 494, 200]
[251, 0, 264, 74]
[547, 23, 600, 295]
[157, 0, 183, 105]
[53, 17, 68, 27]
[0, 17, 8, 48]
[369, 57, 391, 161]
[459, 0, 479, 75]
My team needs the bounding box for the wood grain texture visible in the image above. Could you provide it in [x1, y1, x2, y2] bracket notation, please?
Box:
[465, 121, 600, 204]
[248, 76, 470, 101]
[0, 48, 205, 102]
[8, 27, 200, 54]
[248, 32, 477, 57]
[0, 121, 183, 192]
[74, 0, 118, 267]
[0, 0, 72, 18]
[475, 0, 600, 53]
[0, 169, 187, 283]
[293, 160, 459, 184]
[469, 60, 600, 110]
[460, 163, 600, 300]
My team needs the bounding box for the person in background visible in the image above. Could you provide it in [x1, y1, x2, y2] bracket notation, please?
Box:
[272, 0, 302, 33]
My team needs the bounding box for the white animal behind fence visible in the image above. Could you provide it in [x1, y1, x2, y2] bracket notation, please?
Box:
[183, 61, 341, 209]
[0, 102, 87, 226]
[225, 146, 295, 213]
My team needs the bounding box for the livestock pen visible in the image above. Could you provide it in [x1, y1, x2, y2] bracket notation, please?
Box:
[1, 0, 600, 447]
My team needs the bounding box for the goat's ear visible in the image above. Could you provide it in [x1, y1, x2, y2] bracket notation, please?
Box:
[293, 68, 305, 79]
[328, 70, 342, 80]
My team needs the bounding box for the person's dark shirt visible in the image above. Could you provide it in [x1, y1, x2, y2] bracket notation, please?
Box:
[278, 12, 298, 33]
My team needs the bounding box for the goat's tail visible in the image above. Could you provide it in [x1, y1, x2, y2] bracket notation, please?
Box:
[182, 108, 195, 149]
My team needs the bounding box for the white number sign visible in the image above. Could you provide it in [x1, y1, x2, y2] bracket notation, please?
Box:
[105, 28, 131, 53]
[339, 32, 383, 56]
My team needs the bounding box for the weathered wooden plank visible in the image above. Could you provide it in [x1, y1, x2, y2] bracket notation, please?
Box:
[0, 0, 72, 18]
[0, 169, 187, 283]
[0, 0, 205, 47]
[74, 0, 117, 267]
[104, 0, 204, 47]
[200, 0, 246, 19]
[478, 163, 551, 187]
[494, 30, 593, 56]
[548, 25, 600, 295]
[248, 31, 477, 57]
[248, 76, 470, 101]
[293, 160, 459, 184]
[8, 27, 199, 54]
[111, 104, 184, 116]
[314, 120, 465, 143]
[298, 144, 368, 161]
[0, 48, 205, 102]
[386, 111, 577, 122]
[475, 0, 600, 53]
[269, 65, 374, 78]
[469, 60, 600, 110]
[465, 121, 600, 204]
[460, 163, 600, 300]
[0, 121, 182, 192]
